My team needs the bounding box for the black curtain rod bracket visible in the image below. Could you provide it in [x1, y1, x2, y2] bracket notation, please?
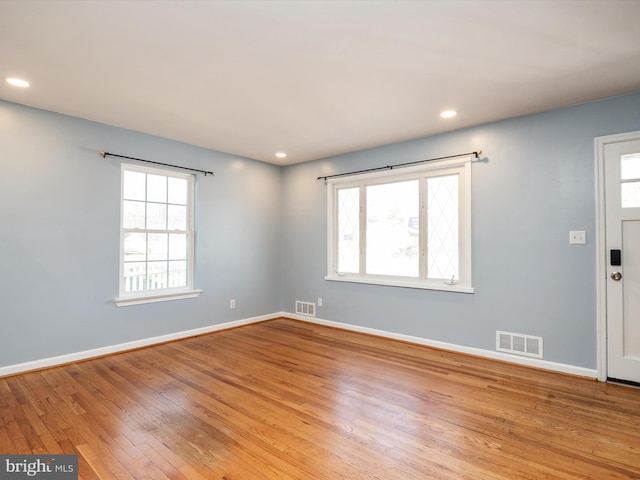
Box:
[100, 151, 214, 176]
[317, 150, 481, 181]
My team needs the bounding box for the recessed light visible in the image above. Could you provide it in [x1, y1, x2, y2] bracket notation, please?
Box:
[6, 77, 30, 88]
[440, 110, 457, 118]
[275, 152, 287, 158]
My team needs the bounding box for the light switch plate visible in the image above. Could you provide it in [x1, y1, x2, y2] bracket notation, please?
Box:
[569, 230, 586, 245]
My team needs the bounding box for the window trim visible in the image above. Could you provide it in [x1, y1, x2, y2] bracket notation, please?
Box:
[325, 157, 474, 293]
[114, 163, 201, 307]
[114, 289, 202, 307]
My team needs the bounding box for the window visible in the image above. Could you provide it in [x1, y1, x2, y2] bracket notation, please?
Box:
[621, 152, 640, 208]
[115, 164, 201, 306]
[327, 157, 473, 293]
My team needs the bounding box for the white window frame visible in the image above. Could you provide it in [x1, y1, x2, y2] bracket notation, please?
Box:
[114, 164, 202, 307]
[326, 157, 473, 293]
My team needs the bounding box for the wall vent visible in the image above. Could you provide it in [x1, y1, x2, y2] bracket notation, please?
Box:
[295, 301, 316, 317]
[496, 331, 543, 358]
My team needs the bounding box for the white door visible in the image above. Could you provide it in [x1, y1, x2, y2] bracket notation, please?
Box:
[604, 136, 640, 384]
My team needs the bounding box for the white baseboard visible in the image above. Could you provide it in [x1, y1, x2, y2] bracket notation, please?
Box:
[0, 313, 280, 378]
[1, 311, 597, 380]
[284, 312, 598, 379]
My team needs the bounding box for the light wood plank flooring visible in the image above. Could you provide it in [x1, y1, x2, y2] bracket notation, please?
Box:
[1, 318, 639, 479]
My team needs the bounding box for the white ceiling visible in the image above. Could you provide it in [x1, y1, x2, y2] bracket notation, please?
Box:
[1, 0, 640, 166]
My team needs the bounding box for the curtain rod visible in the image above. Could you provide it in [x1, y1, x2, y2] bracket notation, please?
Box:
[100, 151, 215, 176]
[316, 150, 481, 181]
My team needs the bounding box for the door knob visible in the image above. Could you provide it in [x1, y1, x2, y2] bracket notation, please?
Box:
[611, 272, 622, 281]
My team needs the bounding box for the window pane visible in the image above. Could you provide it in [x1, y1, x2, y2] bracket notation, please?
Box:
[123, 171, 145, 200]
[148, 233, 168, 261]
[366, 180, 419, 277]
[169, 233, 187, 260]
[621, 153, 640, 180]
[427, 175, 459, 280]
[622, 181, 640, 208]
[123, 200, 145, 229]
[147, 203, 167, 230]
[147, 261, 168, 290]
[123, 262, 146, 292]
[337, 187, 360, 273]
[169, 261, 187, 288]
[147, 174, 167, 203]
[168, 205, 187, 230]
[124, 233, 146, 262]
[168, 177, 188, 205]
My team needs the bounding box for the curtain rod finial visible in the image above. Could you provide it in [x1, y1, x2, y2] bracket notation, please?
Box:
[476, 150, 482, 157]
[99, 151, 106, 158]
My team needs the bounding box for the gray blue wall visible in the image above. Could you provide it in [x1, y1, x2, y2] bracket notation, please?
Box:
[281, 92, 640, 369]
[0, 100, 282, 367]
[2, 92, 640, 371]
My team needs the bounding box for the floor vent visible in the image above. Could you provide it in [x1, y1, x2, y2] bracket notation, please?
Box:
[496, 331, 543, 358]
[295, 301, 316, 317]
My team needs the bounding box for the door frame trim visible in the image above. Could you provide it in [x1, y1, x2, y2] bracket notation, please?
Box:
[594, 129, 640, 382]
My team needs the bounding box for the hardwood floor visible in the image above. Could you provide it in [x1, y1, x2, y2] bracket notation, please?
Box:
[1, 318, 639, 479]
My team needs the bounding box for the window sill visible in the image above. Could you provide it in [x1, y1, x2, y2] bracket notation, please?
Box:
[325, 275, 474, 294]
[114, 289, 203, 307]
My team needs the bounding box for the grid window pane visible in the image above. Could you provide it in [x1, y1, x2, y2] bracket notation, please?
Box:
[147, 174, 167, 202]
[124, 233, 146, 262]
[169, 261, 187, 288]
[147, 203, 167, 230]
[337, 187, 360, 273]
[427, 174, 459, 280]
[148, 233, 168, 261]
[123, 171, 145, 201]
[168, 177, 188, 205]
[147, 261, 168, 290]
[169, 233, 187, 260]
[123, 262, 146, 292]
[366, 180, 419, 277]
[123, 200, 146, 229]
[168, 205, 187, 230]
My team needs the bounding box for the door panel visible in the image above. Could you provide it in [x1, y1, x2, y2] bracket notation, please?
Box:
[622, 220, 640, 359]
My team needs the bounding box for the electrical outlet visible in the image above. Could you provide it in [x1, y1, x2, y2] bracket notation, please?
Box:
[229, 299, 236, 309]
[317, 297, 323, 307]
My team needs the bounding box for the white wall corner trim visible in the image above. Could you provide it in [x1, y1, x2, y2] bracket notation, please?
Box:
[0, 313, 281, 378]
[285, 312, 598, 379]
